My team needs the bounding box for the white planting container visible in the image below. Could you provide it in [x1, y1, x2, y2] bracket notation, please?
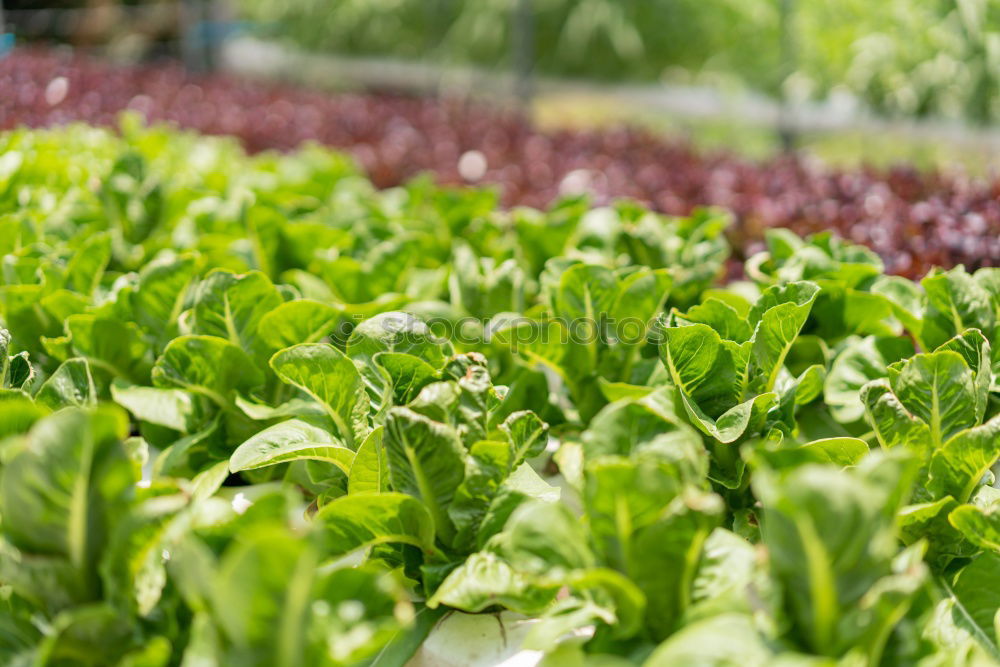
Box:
[407, 611, 592, 667]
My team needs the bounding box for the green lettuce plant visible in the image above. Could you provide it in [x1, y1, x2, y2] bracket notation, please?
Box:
[1, 122, 998, 666]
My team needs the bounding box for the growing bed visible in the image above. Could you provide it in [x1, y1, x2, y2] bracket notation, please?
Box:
[3, 47, 1000, 278]
[0, 121, 997, 665]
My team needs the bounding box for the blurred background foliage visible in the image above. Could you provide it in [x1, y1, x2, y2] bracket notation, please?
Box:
[5, 0, 1000, 169]
[236, 0, 1000, 124]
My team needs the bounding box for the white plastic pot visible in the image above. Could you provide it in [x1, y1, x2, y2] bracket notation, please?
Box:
[407, 611, 591, 667]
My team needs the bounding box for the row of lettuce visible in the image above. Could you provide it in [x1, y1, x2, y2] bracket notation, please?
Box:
[9, 51, 1000, 280]
[0, 122, 997, 666]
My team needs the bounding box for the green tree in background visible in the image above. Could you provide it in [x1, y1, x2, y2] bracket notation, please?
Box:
[238, 0, 1000, 123]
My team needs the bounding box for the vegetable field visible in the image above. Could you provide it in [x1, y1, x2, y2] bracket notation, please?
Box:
[0, 120, 998, 666]
[4, 48, 1000, 279]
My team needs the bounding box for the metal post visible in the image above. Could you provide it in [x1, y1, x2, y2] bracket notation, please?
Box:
[424, 0, 440, 95]
[179, 0, 210, 71]
[511, 0, 534, 108]
[204, 0, 233, 72]
[197, 0, 212, 71]
[777, 0, 797, 151]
